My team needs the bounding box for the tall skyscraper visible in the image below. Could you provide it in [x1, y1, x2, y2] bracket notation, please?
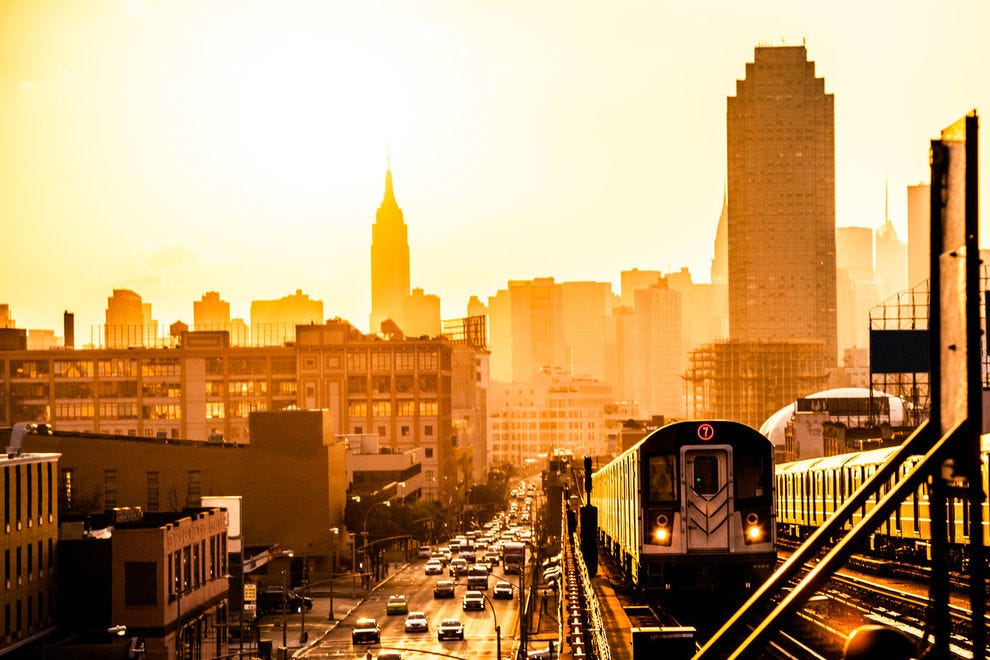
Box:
[906, 183, 931, 288]
[710, 193, 729, 338]
[727, 45, 837, 363]
[105, 288, 157, 348]
[370, 166, 411, 334]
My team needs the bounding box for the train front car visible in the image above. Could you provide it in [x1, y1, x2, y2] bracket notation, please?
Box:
[593, 420, 776, 597]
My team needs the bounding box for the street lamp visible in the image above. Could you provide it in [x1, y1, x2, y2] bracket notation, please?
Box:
[481, 591, 502, 660]
[328, 527, 339, 621]
[278, 550, 294, 652]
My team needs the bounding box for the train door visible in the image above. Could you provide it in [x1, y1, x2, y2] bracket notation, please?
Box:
[682, 446, 730, 551]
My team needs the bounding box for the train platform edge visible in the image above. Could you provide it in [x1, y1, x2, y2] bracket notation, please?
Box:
[589, 575, 634, 660]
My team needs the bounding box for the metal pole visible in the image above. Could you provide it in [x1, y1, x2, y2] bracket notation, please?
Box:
[328, 572, 335, 621]
[281, 569, 287, 651]
[238, 545, 244, 658]
[300, 558, 307, 643]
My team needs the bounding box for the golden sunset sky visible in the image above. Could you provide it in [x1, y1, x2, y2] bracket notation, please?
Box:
[2, 0, 987, 337]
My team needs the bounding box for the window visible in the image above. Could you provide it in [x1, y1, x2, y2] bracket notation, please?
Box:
[348, 376, 367, 394]
[147, 472, 160, 512]
[647, 455, 677, 502]
[401, 426, 410, 437]
[395, 352, 415, 371]
[425, 425, 434, 436]
[377, 426, 386, 437]
[425, 448, 433, 458]
[187, 471, 202, 507]
[60, 469, 73, 511]
[418, 351, 438, 371]
[348, 401, 367, 417]
[347, 352, 367, 371]
[692, 456, 719, 495]
[370, 352, 391, 371]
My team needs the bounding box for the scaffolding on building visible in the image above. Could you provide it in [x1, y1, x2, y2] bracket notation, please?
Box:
[868, 265, 990, 429]
[683, 340, 831, 429]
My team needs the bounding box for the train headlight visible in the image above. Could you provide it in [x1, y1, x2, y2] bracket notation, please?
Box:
[651, 513, 673, 546]
[744, 512, 764, 545]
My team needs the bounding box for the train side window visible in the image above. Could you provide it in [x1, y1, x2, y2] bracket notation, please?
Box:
[647, 455, 677, 502]
[692, 456, 719, 495]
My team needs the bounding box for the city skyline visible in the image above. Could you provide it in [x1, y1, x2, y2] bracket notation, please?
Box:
[2, 0, 988, 336]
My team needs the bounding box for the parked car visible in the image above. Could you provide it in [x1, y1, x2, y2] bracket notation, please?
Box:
[433, 579, 456, 599]
[493, 581, 514, 599]
[257, 587, 313, 615]
[404, 611, 429, 633]
[352, 617, 381, 644]
[437, 618, 465, 641]
[377, 653, 402, 660]
[386, 594, 409, 615]
[462, 590, 485, 611]
[424, 559, 444, 575]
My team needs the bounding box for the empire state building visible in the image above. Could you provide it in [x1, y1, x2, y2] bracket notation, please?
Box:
[370, 166, 411, 334]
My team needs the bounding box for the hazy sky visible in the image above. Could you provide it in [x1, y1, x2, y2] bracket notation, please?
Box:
[2, 0, 987, 338]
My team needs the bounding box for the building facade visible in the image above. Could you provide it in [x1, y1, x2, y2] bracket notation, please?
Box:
[727, 45, 837, 364]
[294, 322, 454, 503]
[0, 448, 59, 655]
[488, 368, 614, 468]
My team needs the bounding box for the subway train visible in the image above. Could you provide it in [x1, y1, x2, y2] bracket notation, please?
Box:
[776, 434, 990, 571]
[591, 420, 777, 594]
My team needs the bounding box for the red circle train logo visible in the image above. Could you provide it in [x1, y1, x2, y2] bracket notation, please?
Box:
[696, 423, 715, 441]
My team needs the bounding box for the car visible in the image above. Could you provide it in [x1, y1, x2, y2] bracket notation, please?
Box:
[437, 617, 465, 641]
[377, 652, 402, 660]
[417, 546, 432, 559]
[386, 594, 409, 615]
[257, 586, 313, 615]
[352, 617, 380, 644]
[449, 557, 468, 577]
[424, 559, 443, 575]
[404, 611, 429, 633]
[483, 551, 500, 567]
[493, 581, 514, 599]
[462, 590, 485, 611]
[433, 579, 456, 598]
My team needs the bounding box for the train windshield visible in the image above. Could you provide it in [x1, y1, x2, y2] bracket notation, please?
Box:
[647, 454, 677, 502]
[692, 456, 720, 495]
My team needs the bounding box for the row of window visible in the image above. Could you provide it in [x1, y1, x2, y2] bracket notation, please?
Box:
[165, 533, 228, 603]
[1, 588, 53, 645]
[351, 425, 435, 440]
[347, 400, 439, 417]
[3, 540, 55, 588]
[206, 356, 296, 376]
[347, 374, 438, 395]
[3, 463, 55, 530]
[344, 351, 440, 372]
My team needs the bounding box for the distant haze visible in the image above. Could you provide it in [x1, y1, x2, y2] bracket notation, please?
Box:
[1, 0, 986, 335]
